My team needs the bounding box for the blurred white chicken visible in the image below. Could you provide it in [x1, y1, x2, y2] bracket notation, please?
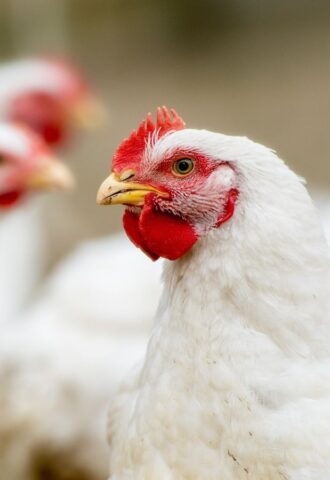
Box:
[0, 57, 101, 322]
[0, 123, 73, 322]
[0, 233, 162, 479]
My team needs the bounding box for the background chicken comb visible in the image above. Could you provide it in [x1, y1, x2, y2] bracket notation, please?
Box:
[112, 106, 186, 172]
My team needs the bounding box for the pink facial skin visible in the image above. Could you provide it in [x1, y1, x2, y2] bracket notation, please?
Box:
[121, 156, 238, 261]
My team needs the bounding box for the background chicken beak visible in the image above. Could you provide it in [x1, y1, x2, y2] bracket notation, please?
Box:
[70, 97, 107, 130]
[26, 157, 75, 191]
[97, 172, 168, 206]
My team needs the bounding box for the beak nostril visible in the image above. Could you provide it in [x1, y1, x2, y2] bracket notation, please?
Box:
[119, 169, 136, 182]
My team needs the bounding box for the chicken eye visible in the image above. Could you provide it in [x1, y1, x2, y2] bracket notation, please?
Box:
[172, 158, 194, 177]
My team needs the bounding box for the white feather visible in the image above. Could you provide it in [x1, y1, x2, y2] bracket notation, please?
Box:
[313, 191, 330, 245]
[0, 122, 31, 157]
[0, 199, 45, 323]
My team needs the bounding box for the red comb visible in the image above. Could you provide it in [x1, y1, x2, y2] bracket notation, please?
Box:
[112, 106, 185, 172]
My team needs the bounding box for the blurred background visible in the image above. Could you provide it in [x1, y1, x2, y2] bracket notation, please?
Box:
[0, 0, 329, 268]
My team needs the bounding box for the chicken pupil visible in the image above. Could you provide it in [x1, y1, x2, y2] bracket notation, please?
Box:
[179, 160, 189, 171]
[176, 158, 193, 174]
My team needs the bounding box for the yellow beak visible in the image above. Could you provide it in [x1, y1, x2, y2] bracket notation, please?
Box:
[26, 156, 75, 191]
[96, 172, 169, 206]
[70, 97, 107, 130]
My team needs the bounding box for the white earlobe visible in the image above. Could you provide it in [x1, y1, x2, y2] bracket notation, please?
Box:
[206, 164, 236, 191]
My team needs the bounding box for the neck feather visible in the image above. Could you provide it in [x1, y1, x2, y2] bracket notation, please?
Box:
[158, 188, 330, 359]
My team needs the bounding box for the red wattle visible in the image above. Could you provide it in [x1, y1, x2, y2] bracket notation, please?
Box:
[139, 195, 198, 261]
[41, 122, 65, 146]
[123, 190, 238, 261]
[0, 190, 24, 209]
[123, 197, 198, 261]
[123, 209, 159, 261]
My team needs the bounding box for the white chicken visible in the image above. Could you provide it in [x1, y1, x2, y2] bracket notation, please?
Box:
[96, 107, 330, 480]
[0, 123, 73, 322]
[0, 57, 100, 322]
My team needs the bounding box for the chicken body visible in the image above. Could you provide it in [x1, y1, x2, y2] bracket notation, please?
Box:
[98, 118, 330, 479]
[0, 199, 44, 322]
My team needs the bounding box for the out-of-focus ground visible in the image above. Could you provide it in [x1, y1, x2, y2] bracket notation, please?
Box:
[0, 0, 329, 267]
